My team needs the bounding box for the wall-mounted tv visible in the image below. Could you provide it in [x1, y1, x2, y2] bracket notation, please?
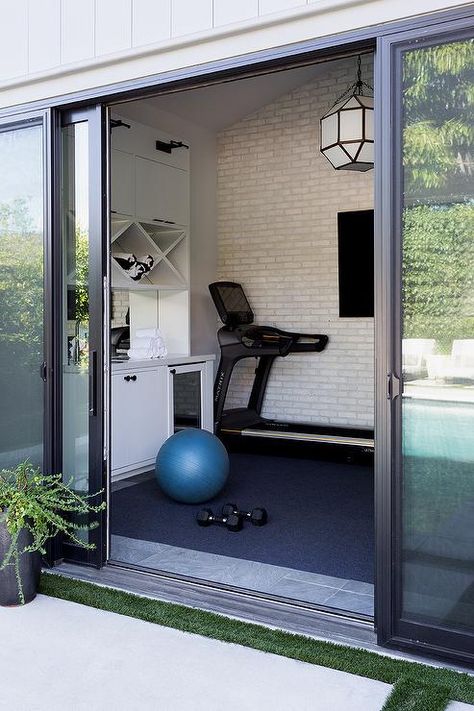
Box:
[338, 209, 374, 318]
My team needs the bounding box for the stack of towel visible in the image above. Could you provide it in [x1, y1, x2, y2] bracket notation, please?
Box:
[128, 328, 167, 360]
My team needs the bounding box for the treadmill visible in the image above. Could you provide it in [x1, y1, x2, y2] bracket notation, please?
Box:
[209, 281, 374, 453]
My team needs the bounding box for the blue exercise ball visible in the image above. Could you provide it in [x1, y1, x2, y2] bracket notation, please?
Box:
[155, 429, 229, 504]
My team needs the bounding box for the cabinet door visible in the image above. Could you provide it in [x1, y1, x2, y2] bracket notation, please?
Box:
[112, 368, 167, 473]
[168, 362, 213, 436]
[111, 149, 134, 216]
[135, 156, 189, 225]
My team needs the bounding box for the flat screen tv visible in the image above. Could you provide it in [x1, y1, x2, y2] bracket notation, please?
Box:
[338, 209, 374, 318]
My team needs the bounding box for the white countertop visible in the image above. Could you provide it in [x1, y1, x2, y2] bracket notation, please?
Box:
[111, 353, 215, 372]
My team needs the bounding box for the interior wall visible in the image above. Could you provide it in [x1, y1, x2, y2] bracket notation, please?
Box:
[112, 289, 129, 328]
[217, 55, 374, 428]
[115, 100, 219, 359]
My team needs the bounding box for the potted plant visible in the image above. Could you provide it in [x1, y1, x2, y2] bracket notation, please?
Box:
[0, 461, 105, 606]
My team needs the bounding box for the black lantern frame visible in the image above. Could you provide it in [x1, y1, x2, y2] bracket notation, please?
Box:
[320, 56, 374, 172]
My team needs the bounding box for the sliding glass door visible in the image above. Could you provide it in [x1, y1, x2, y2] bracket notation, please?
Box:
[376, 17, 474, 663]
[0, 113, 50, 473]
[59, 107, 107, 565]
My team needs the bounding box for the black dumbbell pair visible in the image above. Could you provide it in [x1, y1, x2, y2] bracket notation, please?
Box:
[197, 502, 268, 532]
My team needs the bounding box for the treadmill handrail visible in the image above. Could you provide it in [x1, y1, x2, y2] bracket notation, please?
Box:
[290, 333, 329, 353]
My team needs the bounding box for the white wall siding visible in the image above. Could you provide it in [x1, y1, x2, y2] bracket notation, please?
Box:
[0, 0, 27, 81]
[0, 0, 471, 107]
[132, 0, 171, 46]
[214, 0, 259, 27]
[172, 0, 213, 37]
[61, 0, 95, 65]
[217, 56, 374, 428]
[96, 0, 131, 56]
[260, 0, 306, 14]
[28, 0, 61, 74]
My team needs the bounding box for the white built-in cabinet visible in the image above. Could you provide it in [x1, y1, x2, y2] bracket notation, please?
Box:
[110, 114, 190, 354]
[135, 156, 189, 226]
[110, 118, 216, 480]
[111, 149, 134, 216]
[111, 356, 215, 480]
[112, 367, 167, 476]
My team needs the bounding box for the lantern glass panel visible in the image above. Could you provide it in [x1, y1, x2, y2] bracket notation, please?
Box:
[344, 143, 361, 159]
[365, 108, 374, 141]
[339, 108, 363, 142]
[323, 144, 348, 168]
[357, 95, 374, 109]
[328, 97, 350, 115]
[321, 113, 338, 148]
[344, 96, 361, 110]
[358, 141, 374, 163]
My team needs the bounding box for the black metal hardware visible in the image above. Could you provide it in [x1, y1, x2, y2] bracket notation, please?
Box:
[89, 350, 98, 416]
[110, 119, 131, 130]
[40, 361, 48, 382]
[153, 218, 175, 224]
[170, 369, 176, 375]
[156, 139, 189, 154]
[124, 374, 137, 382]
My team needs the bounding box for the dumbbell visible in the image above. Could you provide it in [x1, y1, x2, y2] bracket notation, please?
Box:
[196, 508, 242, 532]
[222, 503, 268, 527]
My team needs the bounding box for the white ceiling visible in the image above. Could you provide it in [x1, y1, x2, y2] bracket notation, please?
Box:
[134, 61, 337, 132]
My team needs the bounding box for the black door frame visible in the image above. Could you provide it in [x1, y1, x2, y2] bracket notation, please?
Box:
[1, 2, 473, 664]
[55, 105, 108, 567]
[375, 18, 474, 665]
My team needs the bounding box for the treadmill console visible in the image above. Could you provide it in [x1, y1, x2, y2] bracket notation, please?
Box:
[209, 281, 254, 328]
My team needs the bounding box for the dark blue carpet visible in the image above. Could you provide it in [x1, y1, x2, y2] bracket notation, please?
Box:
[111, 453, 374, 583]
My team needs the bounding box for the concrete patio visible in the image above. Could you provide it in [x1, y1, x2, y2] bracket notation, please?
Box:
[0, 595, 472, 711]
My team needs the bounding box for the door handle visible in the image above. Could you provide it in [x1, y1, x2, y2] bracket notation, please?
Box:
[40, 361, 48, 382]
[386, 372, 401, 400]
[89, 350, 98, 416]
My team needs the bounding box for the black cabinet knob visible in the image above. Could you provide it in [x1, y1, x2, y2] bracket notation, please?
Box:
[124, 374, 137, 382]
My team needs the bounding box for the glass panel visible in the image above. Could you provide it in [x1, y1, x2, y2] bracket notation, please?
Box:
[357, 142, 374, 163]
[172, 370, 201, 432]
[0, 124, 44, 469]
[321, 113, 338, 148]
[339, 108, 362, 141]
[61, 122, 90, 502]
[322, 144, 348, 168]
[401, 37, 474, 633]
[365, 105, 374, 141]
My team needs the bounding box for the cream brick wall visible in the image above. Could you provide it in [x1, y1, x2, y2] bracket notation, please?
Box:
[217, 55, 374, 428]
[111, 290, 129, 328]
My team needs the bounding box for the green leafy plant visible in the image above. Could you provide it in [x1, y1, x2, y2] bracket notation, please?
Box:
[403, 39, 474, 194]
[0, 461, 105, 604]
[403, 203, 474, 352]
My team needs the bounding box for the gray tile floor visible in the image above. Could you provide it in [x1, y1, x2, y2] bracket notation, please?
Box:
[111, 534, 374, 616]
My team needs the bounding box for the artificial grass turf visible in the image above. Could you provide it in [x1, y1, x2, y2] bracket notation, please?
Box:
[382, 678, 451, 711]
[39, 572, 474, 711]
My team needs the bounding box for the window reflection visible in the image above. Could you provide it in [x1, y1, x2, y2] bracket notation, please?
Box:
[61, 122, 90, 502]
[0, 125, 44, 469]
[401, 39, 474, 632]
